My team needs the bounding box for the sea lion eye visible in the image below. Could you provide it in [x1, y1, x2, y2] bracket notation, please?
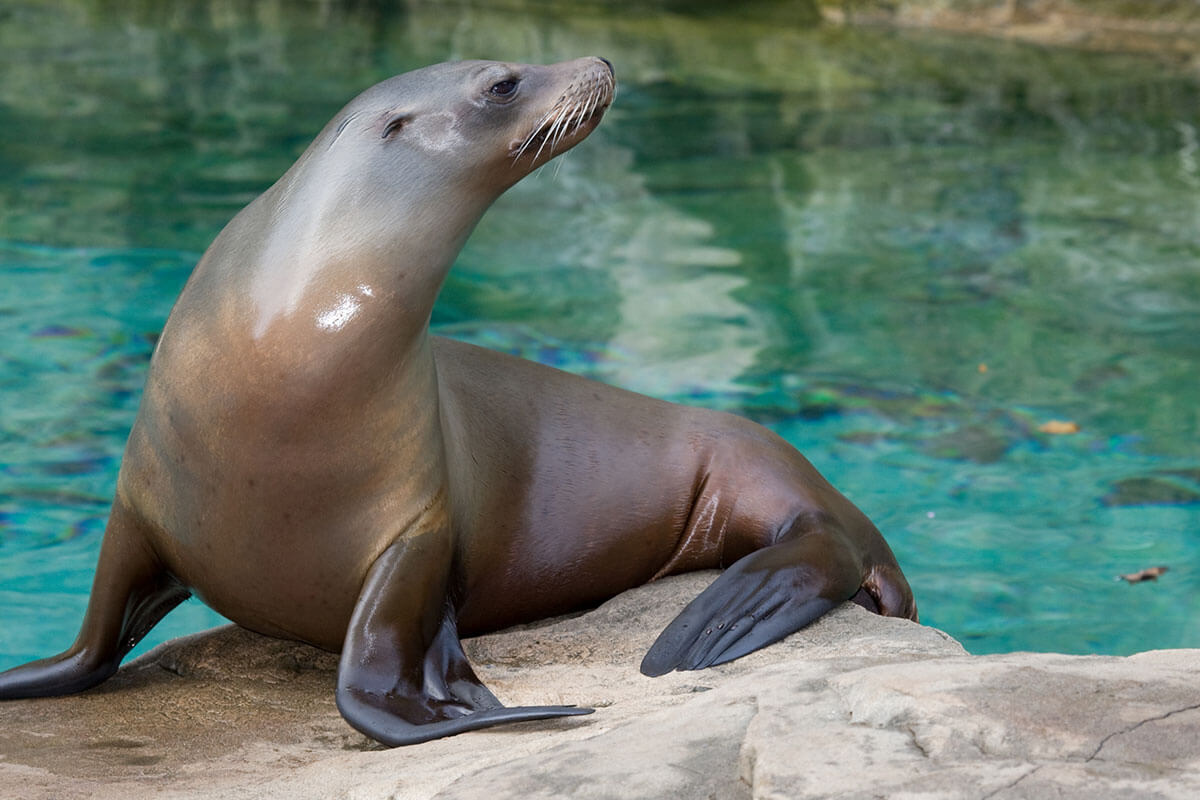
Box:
[381, 113, 409, 139]
[488, 79, 518, 98]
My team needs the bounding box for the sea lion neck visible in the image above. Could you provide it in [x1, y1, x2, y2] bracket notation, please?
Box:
[236, 164, 492, 348]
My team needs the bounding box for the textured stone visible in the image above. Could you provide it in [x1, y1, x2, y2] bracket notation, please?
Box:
[1, 572, 1197, 799]
[819, 0, 1200, 64]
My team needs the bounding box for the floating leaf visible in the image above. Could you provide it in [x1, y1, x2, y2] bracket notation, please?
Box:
[1117, 566, 1169, 584]
[1039, 419, 1080, 435]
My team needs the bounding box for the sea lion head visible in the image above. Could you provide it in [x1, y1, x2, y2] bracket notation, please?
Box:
[319, 57, 615, 201]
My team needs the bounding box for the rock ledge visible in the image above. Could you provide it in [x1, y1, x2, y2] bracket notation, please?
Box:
[2, 572, 1197, 799]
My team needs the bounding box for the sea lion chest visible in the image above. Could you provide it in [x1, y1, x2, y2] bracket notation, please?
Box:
[115, 297, 446, 649]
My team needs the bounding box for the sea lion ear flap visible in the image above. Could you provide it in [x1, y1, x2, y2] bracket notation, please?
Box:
[381, 112, 411, 139]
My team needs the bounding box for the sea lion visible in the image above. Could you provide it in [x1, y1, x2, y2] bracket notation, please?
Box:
[0, 57, 916, 746]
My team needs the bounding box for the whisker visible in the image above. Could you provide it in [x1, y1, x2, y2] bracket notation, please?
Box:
[546, 102, 572, 145]
[511, 68, 613, 166]
[550, 101, 578, 152]
[515, 109, 554, 159]
[583, 88, 601, 126]
[513, 121, 546, 162]
[545, 100, 577, 154]
[566, 97, 587, 136]
[531, 117, 557, 162]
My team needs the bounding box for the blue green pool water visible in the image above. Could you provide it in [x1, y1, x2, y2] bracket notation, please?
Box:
[1, 2, 1198, 668]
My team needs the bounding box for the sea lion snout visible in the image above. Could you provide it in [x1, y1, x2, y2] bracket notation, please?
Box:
[508, 57, 615, 165]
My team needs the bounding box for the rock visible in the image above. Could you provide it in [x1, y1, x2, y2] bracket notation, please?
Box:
[819, 0, 1200, 61]
[1103, 475, 1200, 507]
[1, 572, 1198, 799]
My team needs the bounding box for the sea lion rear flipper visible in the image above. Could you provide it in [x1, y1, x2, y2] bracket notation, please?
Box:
[640, 523, 864, 677]
[0, 500, 189, 699]
[335, 531, 592, 747]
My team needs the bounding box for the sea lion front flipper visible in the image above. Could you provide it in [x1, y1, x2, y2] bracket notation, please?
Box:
[0, 500, 189, 699]
[640, 520, 866, 677]
[335, 531, 592, 747]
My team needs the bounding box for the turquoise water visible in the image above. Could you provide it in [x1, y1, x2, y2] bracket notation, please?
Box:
[1, 2, 1198, 668]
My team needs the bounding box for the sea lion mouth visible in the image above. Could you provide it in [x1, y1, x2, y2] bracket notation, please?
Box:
[510, 64, 615, 163]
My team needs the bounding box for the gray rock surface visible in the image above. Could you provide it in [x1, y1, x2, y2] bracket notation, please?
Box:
[1, 572, 1197, 799]
[820, 0, 1200, 61]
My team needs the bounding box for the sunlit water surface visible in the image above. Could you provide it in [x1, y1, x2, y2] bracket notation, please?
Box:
[1, 1, 1198, 669]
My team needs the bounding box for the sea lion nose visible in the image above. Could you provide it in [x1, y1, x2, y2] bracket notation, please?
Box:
[597, 57, 614, 77]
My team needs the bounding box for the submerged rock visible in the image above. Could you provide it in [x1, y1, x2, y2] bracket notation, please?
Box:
[1103, 475, 1200, 506]
[2, 572, 1199, 799]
